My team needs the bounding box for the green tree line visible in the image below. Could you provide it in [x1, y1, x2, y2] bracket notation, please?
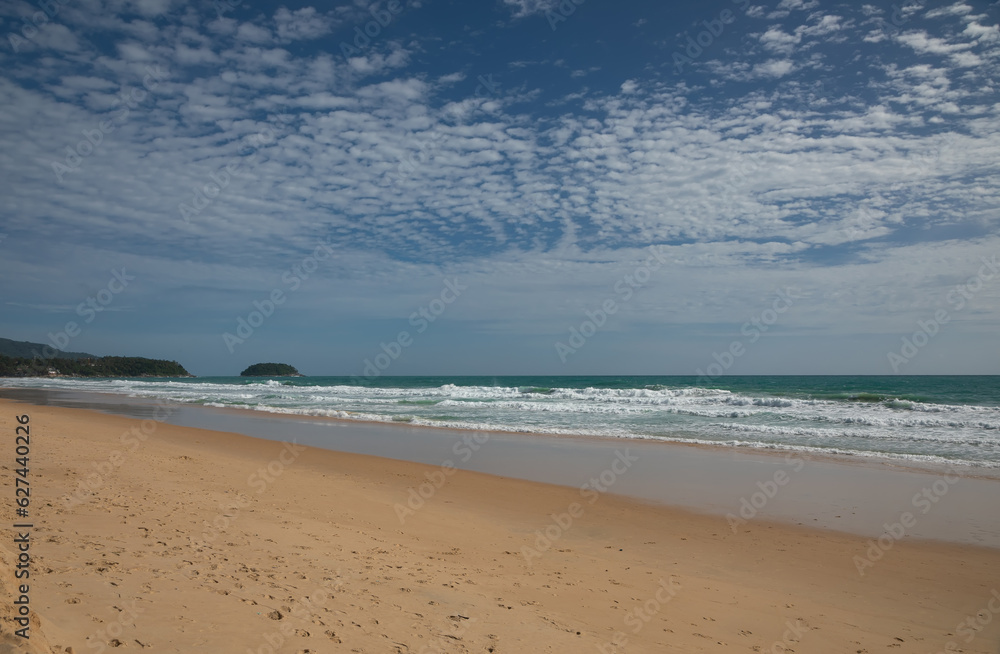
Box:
[0, 355, 190, 377]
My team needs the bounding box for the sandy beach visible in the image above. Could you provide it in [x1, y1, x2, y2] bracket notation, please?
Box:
[5, 0, 999, 650]
[2, 397, 999, 653]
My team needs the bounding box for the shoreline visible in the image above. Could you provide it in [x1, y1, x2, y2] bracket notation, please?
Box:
[3, 387, 1000, 548]
[3, 383, 998, 481]
[2, 396, 1000, 653]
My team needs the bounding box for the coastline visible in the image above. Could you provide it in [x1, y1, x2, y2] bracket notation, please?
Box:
[3, 386, 1000, 548]
[2, 396, 1000, 652]
[4, 383, 999, 479]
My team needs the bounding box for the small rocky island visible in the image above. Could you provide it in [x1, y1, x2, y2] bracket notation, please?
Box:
[240, 362, 302, 377]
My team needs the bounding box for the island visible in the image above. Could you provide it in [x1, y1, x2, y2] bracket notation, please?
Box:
[240, 362, 302, 377]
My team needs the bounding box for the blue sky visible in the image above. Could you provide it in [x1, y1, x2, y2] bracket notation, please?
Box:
[0, 0, 998, 376]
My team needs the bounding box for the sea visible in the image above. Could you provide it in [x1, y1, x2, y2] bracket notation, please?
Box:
[4, 375, 999, 469]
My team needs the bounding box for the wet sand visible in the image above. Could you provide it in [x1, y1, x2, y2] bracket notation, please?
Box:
[1, 396, 999, 653]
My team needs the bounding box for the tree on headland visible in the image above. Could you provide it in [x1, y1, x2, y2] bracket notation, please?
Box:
[240, 363, 301, 377]
[0, 355, 190, 377]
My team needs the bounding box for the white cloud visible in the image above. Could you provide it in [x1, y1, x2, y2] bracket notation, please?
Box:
[799, 14, 844, 37]
[897, 30, 971, 55]
[759, 27, 801, 54]
[174, 43, 221, 66]
[768, 0, 819, 19]
[56, 75, 117, 95]
[344, 44, 412, 77]
[777, 0, 815, 10]
[236, 22, 273, 44]
[895, 26, 997, 69]
[273, 7, 334, 41]
[116, 41, 156, 62]
[947, 51, 983, 67]
[962, 21, 1000, 43]
[129, 0, 172, 17]
[26, 23, 82, 52]
[502, 0, 559, 18]
[207, 17, 239, 36]
[752, 59, 795, 78]
[926, 3, 974, 19]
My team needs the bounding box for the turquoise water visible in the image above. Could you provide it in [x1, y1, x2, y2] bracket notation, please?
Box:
[5, 375, 999, 468]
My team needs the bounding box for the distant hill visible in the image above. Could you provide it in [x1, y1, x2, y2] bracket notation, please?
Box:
[0, 354, 191, 378]
[240, 363, 301, 377]
[0, 337, 95, 360]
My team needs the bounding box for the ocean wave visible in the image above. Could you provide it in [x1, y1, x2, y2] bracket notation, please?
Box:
[712, 421, 999, 447]
[200, 401, 1000, 469]
[5, 377, 999, 468]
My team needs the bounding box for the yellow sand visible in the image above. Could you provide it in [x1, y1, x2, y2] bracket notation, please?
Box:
[1, 398, 998, 653]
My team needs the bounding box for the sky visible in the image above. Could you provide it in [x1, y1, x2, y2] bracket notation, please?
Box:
[0, 0, 998, 377]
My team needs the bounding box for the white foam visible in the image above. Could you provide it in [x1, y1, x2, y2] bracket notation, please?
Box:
[5, 377, 998, 468]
